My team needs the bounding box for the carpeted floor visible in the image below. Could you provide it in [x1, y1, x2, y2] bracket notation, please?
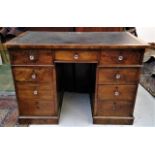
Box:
[0, 96, 23, 127]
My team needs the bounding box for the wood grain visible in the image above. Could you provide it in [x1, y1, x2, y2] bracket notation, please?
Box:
[100, 49, 144, 65]
[93, 116, 133, 125]
[55, 50, 98, 62]
[98, 67, 140, 84]
[98, 85, 137, 101]
[19, 100, 55, 116]
[10, 49, 53, 65]
[76, 27, 124, 32]
[96, 100, 133, 116]
[12, 66, 54, 82]
[16, 83, 54, 101]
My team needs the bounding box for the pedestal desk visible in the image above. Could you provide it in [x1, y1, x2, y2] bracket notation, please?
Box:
[5, 32, 148, 125]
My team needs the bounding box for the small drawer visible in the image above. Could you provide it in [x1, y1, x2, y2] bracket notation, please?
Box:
[96, 100, 133, 116]
[12, 66, 54, 82]
[16, 83, 54, 101]
[9, 49, 53, 65]
[98, 85, 137, 101]
[100, 49, 143, 65]
[98, 67, 140, 84]
[54, 50, 98, 62]
[19, 100, 55, 116]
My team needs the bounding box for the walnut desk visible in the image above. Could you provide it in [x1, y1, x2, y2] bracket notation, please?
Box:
[5, 32, 148, 125]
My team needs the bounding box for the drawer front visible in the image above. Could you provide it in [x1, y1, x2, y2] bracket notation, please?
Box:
[100, 50, 143, 65]
[16, 83, 54, 101]
[10, 50, 53, 65]
[55, 50, 98, 62]
[98, 68, 140, 84]
[96, 100, 133, 116]
[19, 100, 55, 116]
[12, 67, 54, 82]
[98, 85, 137, 101]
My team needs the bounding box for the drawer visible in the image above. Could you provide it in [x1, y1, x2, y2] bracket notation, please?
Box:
[98, 67, 140, 84]
[98, 85, 137, 101]
[16, 83, 54, 101]
[19, 100, 55, 116]
[100, 50, 143, 65]
[96, 100, 133, 116]
[9, 49, 53, 65]
[12, 66, 54, 82]
[54, 50, 98, 62]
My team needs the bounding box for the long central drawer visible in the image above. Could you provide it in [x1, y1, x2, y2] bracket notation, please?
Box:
[54, 50, 98, 62]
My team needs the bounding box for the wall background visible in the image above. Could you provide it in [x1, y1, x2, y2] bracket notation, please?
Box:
[137, 27, 155, 43]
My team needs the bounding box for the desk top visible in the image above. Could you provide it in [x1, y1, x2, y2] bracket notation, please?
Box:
[5, 32, 148, 49]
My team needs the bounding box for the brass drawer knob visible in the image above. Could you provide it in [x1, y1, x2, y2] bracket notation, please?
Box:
[74, 54, 79, 60]
[29, 55, 35, 61]
[114, 91, 120, 96]
[118, 55, 124, 61]
[31, 73, 36, 80]
[33, 90, 38, 95]
[115, 74, 121, 79]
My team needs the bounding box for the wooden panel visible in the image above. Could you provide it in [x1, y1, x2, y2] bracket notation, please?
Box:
[75, 27, 124, 32]
[98, 85, 137, 101]
[18, 117, 58, 124]
[93, 116, 133, 125]
[98, 67, 140, 84]
[10, 50, 53, 65]
[55, 50, 98, 62]
[12, 66, 53, 82]
[96, 100, 133, 116]
[100, 50, 143, 65]
[16, 83, 54, 101]
[19, 100, 55, 116]
[28, 27, 74, 32]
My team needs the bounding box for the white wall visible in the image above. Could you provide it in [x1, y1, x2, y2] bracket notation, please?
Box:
[136, 27, 155, 43]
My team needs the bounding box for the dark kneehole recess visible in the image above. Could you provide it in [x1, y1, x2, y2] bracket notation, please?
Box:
[55, 63, 97, 111]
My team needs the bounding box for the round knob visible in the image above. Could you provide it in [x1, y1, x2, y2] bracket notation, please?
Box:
[31, 73, 36, 80]
[114, 91, 120, 96]
[29, 55, 35, 61]
[33, 90, 38, 95]
[74, 54, 79, 60]
[115, 74, 121, 79]
[118, 55, 124, 61]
